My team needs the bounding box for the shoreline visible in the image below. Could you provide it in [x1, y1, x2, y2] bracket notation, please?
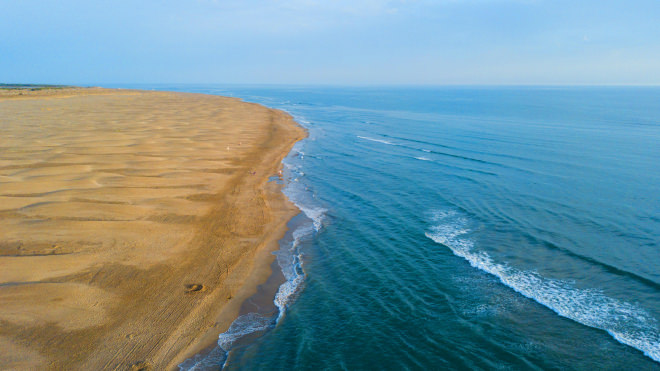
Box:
[177, 211, 314, 369]
[169, 190, 303, 370]
[0, 87, 307, 369]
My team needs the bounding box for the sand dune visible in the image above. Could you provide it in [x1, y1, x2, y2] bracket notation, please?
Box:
[0, 87, 305, 369]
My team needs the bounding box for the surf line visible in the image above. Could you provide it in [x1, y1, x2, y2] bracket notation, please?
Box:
[180, 117, 326, 370]
[425, 209, 660, 363]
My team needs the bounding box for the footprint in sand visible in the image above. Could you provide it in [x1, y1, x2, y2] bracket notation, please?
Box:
[184, 283, 205, 294]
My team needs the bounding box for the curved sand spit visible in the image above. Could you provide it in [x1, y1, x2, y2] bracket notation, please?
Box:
[0, 87, 305, 369]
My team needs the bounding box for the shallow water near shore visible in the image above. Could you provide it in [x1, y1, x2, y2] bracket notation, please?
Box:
[114, 85, 660, 369]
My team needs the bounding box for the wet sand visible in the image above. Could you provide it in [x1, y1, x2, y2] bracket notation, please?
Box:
[0, 87, 305, 369]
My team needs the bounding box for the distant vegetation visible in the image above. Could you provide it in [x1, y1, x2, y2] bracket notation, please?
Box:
[0, 83, 71, 90]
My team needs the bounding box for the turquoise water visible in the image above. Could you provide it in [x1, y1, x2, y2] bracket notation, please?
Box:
[117, 85, 660, 369]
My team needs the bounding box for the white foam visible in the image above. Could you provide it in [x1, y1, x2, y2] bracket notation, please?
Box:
[274, 222, 315, 317]
[217, 313, 275, 351]
[426, 209, 660, 363]
[178, 346, 226, 371]
[274, 275, 304, 319]
[273, 138, 325, 315]
[357, 135, 395, 145]
[178, 313, 273, 370]
[414, 156, 432, 161]
[298, 205, 326, 231]
[282, 160, 327, 231]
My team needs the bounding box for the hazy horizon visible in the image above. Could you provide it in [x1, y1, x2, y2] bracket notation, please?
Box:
[2, 0, 659, 85]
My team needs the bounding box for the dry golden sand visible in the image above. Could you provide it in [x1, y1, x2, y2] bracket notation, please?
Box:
[0, 87, 305, 369]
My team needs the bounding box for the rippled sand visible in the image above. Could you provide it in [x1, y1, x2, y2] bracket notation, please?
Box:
[0, 87, 305, 369]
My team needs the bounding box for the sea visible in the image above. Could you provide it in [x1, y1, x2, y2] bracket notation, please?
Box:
[110, 85, 660, 370]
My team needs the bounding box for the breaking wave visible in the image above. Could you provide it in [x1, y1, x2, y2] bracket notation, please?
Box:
[425, 209, 660, 363]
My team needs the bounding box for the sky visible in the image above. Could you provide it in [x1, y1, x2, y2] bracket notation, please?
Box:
[1, 0, 659, 85]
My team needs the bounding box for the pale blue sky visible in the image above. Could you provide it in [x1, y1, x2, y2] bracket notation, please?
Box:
[1, 0, 659, 85]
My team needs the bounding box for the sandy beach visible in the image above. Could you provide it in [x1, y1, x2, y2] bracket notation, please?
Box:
[0, 87, 305, 369]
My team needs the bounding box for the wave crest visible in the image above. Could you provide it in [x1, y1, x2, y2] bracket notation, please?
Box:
[426, 209, 660, 363]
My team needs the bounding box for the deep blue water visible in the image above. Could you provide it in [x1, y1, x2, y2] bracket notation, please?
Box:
[113, 85, 660, 369]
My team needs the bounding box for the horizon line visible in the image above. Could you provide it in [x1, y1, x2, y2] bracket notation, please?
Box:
[4, 82, 660, 88]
